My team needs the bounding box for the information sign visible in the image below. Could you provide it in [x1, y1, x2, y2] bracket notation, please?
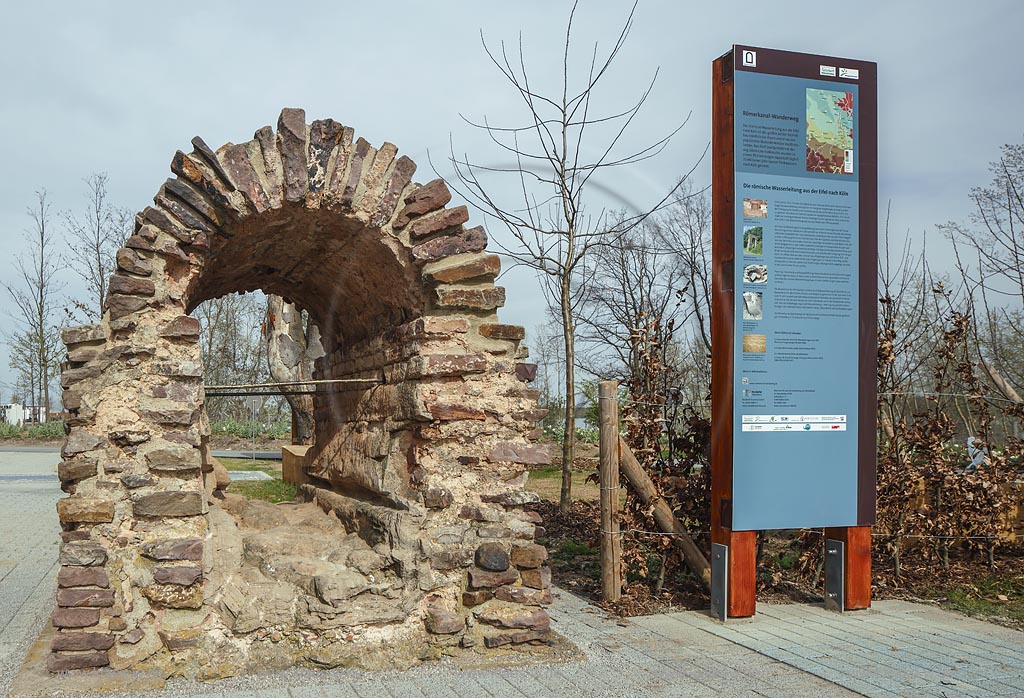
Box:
[714, 46, 877, 531]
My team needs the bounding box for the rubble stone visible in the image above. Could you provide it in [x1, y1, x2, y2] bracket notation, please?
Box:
[494, 585, 553, 605]
[475, 542, 510, 572]
[422, 488, 453, 509]
[133, 491, 203, 517]
[51, 608, 100, 628]
[483, 630, 549, 648]
[47, 651, 110, 671]
[57, 497, 114, 524]
[153, 565, 202, 586]
[520, 566, 552, 590]
[511, 543, 548, 569]
[394, 179, 451, 228]
[424, 607, 465, 635]
[57, 567, 110, 588]
[474, 606, 550, 631]
[408, 205, 469, 239]
[51, 632, 115, 651]
[57, 588, 115, 608]
[142, 583, 203, 609]
[59, 542, 107, 567]
[468, 568, 519, 589]
[141, 538, 203, 561]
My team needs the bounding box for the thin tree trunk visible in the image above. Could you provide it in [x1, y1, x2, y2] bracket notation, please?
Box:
[38, 226, 48, 414]
[559, 276, 576, 514]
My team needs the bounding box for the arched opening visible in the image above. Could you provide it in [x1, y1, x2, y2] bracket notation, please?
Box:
[52, 109, 553, 676]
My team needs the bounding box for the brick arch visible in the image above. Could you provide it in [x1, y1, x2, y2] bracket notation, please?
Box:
[53, 109, 552, 675]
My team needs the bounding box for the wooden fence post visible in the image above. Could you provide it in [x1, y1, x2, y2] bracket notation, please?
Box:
[599, 380, 622, 601]
[619, 435, 712, 591]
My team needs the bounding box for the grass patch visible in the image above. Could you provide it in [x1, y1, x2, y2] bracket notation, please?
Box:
[552, 539, 600, 581]
[218, 457, 291, 503]
[554, 540, 598, 560]
[230, 479, 296, 504]
[526, 465, 600, 503]
[937, 574, 1024, 625]
[775, 552, 800, 571]
[209, 418, 290, 440]
[218, 457, 281, 475]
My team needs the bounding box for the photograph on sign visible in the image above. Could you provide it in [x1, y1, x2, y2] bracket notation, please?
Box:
[742, 226, 763, 255]
[742, 198, 768, 218]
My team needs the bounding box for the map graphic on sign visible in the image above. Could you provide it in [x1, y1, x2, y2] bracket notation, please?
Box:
[805, 88, 854, 174]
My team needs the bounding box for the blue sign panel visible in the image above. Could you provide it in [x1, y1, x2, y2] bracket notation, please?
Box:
[731, 62, 861, 530]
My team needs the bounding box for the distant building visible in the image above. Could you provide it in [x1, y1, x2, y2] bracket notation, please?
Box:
[1, 404, 26, 427]
[0, 403, 46, 427]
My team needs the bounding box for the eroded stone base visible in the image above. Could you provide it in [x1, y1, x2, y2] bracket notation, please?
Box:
[72, 492, 557, 680]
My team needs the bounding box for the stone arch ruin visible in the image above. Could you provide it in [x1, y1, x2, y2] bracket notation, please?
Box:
[53, 109, 553, 675]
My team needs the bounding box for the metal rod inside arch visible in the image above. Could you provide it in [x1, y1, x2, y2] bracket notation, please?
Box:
[203, 378, 383, 390]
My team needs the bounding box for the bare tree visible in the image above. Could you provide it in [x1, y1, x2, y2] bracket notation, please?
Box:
[878, 207, 946, 438]
[530, 317, 570, 438]
[64, 173, 131, 320]
[3, 190, 64, 413]
[944, 140, 1024, 423]
[945, 142, 1024, 307]
[194, 293, 271, 421]
[447, 1, 698, 512]
[658, 183, 713, 356]
[265, 295, 325, 444]
[576, 218, 683, 381]
[7, 330, 40, 408]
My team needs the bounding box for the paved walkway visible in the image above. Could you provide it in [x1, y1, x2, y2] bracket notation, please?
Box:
[0, 453, 62, 693]
[2, 450, 1022, 697]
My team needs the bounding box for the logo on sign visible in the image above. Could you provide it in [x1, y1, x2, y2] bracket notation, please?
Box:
[741, 50, 756, 67]
[819, 65, 836, 77]
[839, 67, 859, 80]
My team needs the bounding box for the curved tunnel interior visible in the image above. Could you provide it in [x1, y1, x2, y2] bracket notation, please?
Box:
[185, 205, 426, 345]
[183, 204, 430, 508]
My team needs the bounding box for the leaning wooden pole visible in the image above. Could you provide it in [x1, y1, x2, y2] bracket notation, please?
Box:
[598, 381, 623, 601]
[618, 435, 712, 591]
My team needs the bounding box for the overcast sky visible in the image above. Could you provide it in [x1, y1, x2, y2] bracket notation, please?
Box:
[1, 0, 1021, 398]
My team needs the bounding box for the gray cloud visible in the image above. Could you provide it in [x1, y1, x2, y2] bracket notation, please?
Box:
[1, 0, 1021, 393]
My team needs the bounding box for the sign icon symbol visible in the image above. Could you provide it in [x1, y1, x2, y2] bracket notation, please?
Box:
[742, 50, 756, 68]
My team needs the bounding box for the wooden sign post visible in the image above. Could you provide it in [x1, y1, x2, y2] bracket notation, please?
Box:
[711, 46, 877, 617]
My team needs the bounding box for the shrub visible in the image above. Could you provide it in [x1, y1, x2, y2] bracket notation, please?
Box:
[210, 418, 291, 440]
[26, 420, 66, 439]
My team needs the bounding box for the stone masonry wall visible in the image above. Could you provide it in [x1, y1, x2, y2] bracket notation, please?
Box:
[52, 108, 552, 675]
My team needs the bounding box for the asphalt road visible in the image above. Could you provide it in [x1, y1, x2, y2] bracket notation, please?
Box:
[0, 446, 281, 460]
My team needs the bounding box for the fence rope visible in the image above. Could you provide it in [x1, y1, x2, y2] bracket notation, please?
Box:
[593, 528, 1010, 541]
[880, 390, 1024, 405]
[598, 391, 1024, 407]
